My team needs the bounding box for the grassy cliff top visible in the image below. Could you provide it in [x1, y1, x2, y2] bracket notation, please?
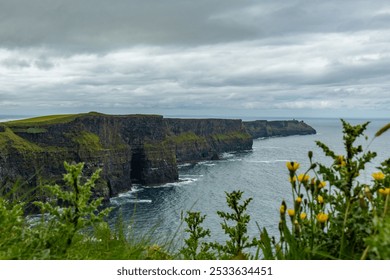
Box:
[2, 112, 163, 127]
[4, 114, 83, 127]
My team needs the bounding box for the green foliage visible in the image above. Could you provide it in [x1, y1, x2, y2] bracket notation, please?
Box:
[180, 191, 260, 260]
[364, 215, 390, 259]
[0, 162, 172, 260]
[33, 162, 111, 255]
[211, 191, 259, 259]
[270, 119, 390, 259]
[180, 211, 214, 260]
[0, 198, 26, 259]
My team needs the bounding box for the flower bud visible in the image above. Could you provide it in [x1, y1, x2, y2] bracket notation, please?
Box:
[364, 186, 372, 200]
[287, 209, 295, 217]
[280, 205, 286, 214]
[359, 194, 367, 209]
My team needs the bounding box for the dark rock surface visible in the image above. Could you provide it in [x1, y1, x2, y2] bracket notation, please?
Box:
[243, 120, 316, 139]
[0, 113, 251, 201]
[0, 113, 315, 202]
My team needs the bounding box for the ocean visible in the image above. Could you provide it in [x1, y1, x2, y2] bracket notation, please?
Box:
[1, 116, 390, 248]
[107, 118, 390, 247]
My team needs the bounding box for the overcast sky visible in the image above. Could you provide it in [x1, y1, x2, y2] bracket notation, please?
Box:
[1, 0, 390, 119]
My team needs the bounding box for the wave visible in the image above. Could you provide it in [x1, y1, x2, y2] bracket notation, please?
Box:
[247, 159, 289, 164]
[117, 186, 143, 198]
[221, 152, 235, 159]
[197, 161, 216, 167]
[110, 198, 152, 206]
[178, 163, 194, 168]
[226, 158, 243, 162]
[150, 177, 199, 188]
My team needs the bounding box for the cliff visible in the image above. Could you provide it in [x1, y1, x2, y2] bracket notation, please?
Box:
[0, 113, 252, 202]
[0, 113, 315, 203]
[243, 120, 316, 139]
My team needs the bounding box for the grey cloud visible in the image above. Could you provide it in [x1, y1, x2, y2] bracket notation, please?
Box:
[0, 0, 256, 51]
[1, 1, 390, 118]
[3, 0, 389, 52]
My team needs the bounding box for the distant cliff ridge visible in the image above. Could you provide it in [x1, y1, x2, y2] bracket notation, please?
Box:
[243, 120, 316, 139]
[0, 113, 315, 201]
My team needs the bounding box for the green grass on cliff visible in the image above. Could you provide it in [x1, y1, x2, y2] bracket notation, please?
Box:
[212, 131, 252, 141]
[72, 131, 103, 151]
[0, 127, 43, 152]
[166, 131, 251, 145]
[4, 114, 80, 127]
[168, 132, 206, 144]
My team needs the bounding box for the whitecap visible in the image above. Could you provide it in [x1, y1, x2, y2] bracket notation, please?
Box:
[197, 161, 216, 167]
[178, 163, 193, 168]
[117, 186, 143, 198]
[227, 158, 243, 162]
[221, 152, 235, 159]
[247, 159, 289, 164]
[127, 199, 152, 204]
[149, 177, 198, 188]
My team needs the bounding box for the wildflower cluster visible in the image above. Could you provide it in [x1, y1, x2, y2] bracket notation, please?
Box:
[271, 120, 390, 259]
[278, 159, 330, 256]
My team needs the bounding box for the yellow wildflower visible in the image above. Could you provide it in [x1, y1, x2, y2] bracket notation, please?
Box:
[336, 155, 346, 167]
[379, 188, 390, 195]
[287, 209, 295, 217]
[297, 174, 310, 183]
[280, 205, 286, 214]
[286, 161, 300, 172]
[372, 172, 385, 181]
[316, 213, 329, 223]
[300, 212, 307, 220]
[296, 197, 302, 204]
[289, 176, 297, 183]
[317, 195, 324, 204]
[318, 181, 326, 189]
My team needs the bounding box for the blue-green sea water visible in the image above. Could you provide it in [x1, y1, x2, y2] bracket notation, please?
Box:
[107, 118, 390, 246]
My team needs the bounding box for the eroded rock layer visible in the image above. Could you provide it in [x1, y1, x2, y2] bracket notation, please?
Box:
[0, 113, 315, 201]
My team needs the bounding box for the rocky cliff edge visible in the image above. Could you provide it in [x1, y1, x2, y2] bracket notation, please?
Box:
[0, 113, 253, 201]
[0, 113, 315, 202]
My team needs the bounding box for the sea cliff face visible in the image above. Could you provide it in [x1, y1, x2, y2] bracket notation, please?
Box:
[243, 120, 316, 139]
[0, 113, 252, 201]
[0, 113, 315, 202]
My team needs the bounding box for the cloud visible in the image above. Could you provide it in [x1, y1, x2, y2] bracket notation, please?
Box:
[0, 0, 256, 51]
[2, 0, 389, 51]
[1, 1, 390, 118]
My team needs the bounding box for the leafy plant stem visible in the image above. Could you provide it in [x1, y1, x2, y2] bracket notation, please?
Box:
[339, 199, 351, 259]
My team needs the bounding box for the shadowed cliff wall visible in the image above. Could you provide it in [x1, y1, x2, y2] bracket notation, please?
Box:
[0, 113, 253, 201]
